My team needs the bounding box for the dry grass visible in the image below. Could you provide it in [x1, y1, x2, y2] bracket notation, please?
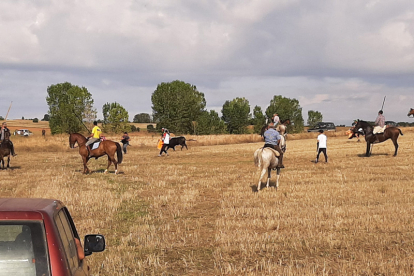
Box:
[1, 128, 414, 275]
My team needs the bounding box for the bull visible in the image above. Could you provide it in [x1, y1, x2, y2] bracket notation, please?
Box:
[166, 136, 188, 151]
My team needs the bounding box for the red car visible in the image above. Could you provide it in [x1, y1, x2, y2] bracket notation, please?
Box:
[0, 198, 106, 275]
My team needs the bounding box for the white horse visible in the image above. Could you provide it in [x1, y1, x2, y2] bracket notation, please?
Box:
[254, 147, 281, 191]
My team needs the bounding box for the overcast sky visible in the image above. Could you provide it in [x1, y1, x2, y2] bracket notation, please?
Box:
[1, 0, 414, 125]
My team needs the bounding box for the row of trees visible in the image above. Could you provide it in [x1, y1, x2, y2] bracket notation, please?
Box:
[151, 80, 309, 134]
[45, 80, 326, 135]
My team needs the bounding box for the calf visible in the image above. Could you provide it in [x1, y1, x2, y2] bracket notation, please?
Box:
[166, 136, 188, 151]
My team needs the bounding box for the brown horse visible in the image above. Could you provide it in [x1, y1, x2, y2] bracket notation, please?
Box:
[352, 120, 403, 157]
[408, 108, 414, 117]
[0, 142, 11, 169]
[69, 133, 123, 174]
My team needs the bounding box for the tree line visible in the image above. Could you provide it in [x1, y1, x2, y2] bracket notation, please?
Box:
[49, 80, 410, 135]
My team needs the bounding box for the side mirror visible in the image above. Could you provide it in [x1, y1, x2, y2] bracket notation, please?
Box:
[84, 234, 106, 256]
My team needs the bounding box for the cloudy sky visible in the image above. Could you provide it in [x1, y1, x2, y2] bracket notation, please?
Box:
[1, 0, 414, 125]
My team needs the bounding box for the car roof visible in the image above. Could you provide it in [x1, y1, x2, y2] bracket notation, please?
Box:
[0, 198, 62, 212]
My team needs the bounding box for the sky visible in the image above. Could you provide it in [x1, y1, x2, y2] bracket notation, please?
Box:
[1, 0, 414, 126]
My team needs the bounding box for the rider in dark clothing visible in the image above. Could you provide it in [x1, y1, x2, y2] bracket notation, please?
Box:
[1, 122, 17, 156]
[263, 123, 284, 168]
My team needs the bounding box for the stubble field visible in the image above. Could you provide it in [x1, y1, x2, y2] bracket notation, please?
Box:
[1, 128, 414, 275]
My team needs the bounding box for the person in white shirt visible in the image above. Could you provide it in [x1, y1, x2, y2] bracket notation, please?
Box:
[273, 113, 280, 126]
[315, 129, 328, 163]
[158, 129, 170, 156]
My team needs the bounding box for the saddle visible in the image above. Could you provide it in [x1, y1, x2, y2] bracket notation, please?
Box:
[262, 147, 280, 157]
[88, 140, 101, 150]
[373, 126, 386, 135]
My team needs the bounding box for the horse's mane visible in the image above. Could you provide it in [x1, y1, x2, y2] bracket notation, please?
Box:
[280, 118, 290, 124]
[357, 120, 373, 126]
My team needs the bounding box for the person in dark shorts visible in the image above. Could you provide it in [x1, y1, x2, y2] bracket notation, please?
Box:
[316, 129, 328, 163]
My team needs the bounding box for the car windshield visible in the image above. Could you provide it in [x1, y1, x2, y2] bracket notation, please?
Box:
[0, 222, 50, 276]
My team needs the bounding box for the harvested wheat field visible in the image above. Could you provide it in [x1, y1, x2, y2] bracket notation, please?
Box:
[1, 129, 414, 275]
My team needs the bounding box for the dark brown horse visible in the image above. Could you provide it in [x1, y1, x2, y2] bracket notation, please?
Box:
[0, 142, 11, 169]
[69, 133, 123, 174]
[352, 120, 403, 157]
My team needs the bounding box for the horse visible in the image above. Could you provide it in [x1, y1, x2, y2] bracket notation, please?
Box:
[408, 108, 414, 117]
[254, 147, 281, 191]
[69, 133, 123, 174]
[42, 129, 46, 137]
[0, 142, 11, 169]
[352, 120, 403, 157]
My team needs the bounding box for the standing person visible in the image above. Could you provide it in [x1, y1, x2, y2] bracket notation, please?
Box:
[0, 122, 17, 156]
[263, 123, 284, 168]
[85, 121, 102, 157]
[373, 110, 385, 134]
[315, 129, 328, 163]
[121, 132, 130, 154]
[351, 120, 361, 142]
[273, 113, 280, 126]
[158, 129, 170, 157]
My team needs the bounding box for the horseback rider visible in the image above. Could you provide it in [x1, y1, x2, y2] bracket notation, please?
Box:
[86, 121, 102, 157]
[263, 123, 284, 168]
[0, 122, 17, 157]
[273, 113, 280, 126]
[373, 110, 385, 134]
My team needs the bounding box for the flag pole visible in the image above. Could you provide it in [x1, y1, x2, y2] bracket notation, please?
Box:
[5, 101, 12, 120]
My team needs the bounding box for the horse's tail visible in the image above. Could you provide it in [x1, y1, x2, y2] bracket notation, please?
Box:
[254, 148, 263, 168]
[116, 142, 123, 164]
[399, 128, 404, 136]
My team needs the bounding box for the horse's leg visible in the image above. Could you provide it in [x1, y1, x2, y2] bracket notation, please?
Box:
[105, 156, 112, 174]
[82, 156, 90, 174]
[275, 168, 281, 189]
[266, 168, 271, 188]
[7, 156, 10, 169]
[105, 155, 118, 174]
[392, 138, 399, 156]
[366, 142, 371, 157]
[258, 167, 267, 191]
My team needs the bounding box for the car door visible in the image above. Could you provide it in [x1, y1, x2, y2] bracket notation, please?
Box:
[55, 208, 89, 276]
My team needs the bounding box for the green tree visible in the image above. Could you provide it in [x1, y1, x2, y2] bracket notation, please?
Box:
[221, 97, 251, 134]
[102, 102, 130, 133]
[46, 82, 96, 134]
[307, 110, 323, 128]
[133, 113, 152, 123]
[0, 116, 4, 120]
[265, 95, 304, 133]
[41, 114, 50, 121]
[151, 80, 206, 134]
[251, 105, 266, 134]
[196, 110, 227, 135]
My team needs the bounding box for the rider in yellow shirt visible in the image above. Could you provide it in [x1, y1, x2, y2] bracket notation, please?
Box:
[85, 121, 102, 156]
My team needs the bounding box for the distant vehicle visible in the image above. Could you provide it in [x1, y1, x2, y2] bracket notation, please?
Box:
[14, 129, 33, 136]
[307, 122, 336, 132]
[385, 121, 397, 127]
[0, 198, 106, 276]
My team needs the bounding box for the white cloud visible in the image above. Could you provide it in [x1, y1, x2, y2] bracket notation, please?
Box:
[0, 0, 414, 125]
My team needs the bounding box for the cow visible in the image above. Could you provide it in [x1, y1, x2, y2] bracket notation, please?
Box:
[166, 136, 188, 151]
